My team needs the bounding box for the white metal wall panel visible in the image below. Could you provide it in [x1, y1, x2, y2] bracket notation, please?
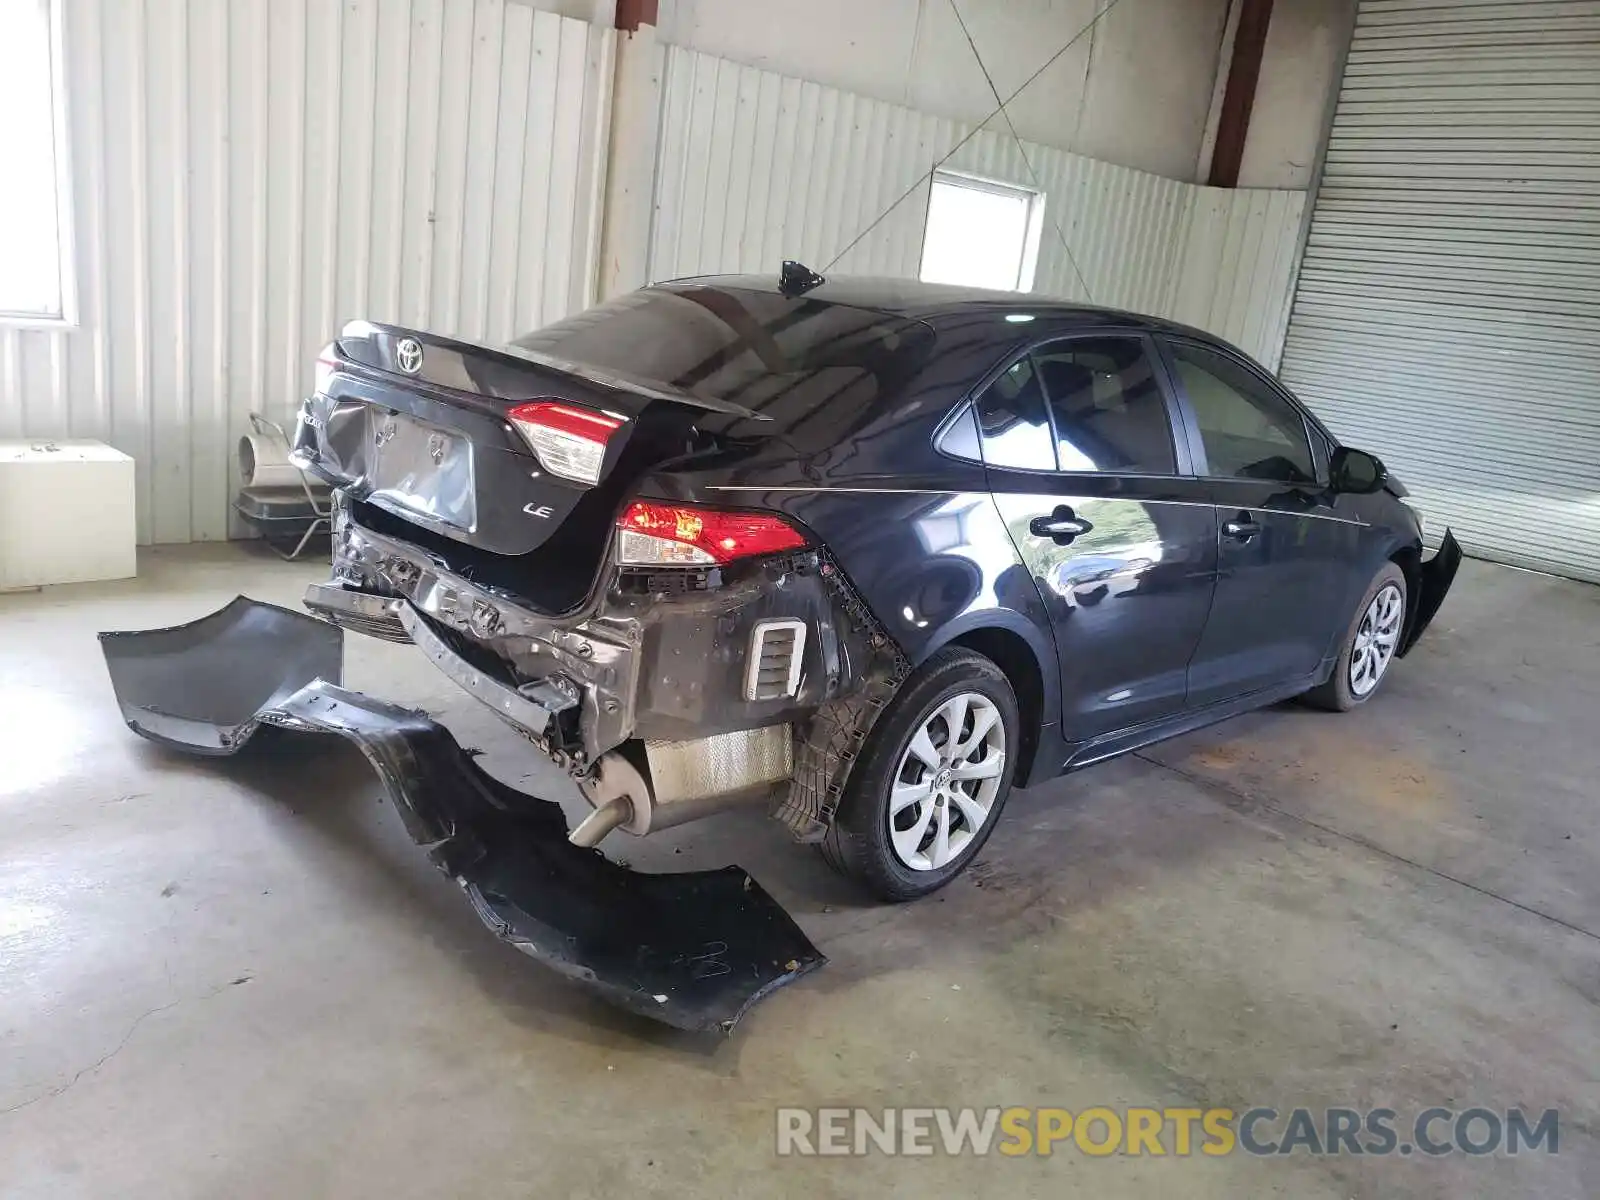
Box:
[649, 44, 1303, 369]
[942, 131, 1196, 318]
[1168, 188, 1307, 373]
[1280, 0, 1600, 580]
[649, 45, 938, 282]
[0, 0, 613, 546]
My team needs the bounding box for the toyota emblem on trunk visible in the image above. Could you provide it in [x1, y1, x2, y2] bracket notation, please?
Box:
[395, 337, 424, 374]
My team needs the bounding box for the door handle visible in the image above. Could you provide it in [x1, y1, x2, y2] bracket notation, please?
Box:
[1029, 506, 1094, 545]
[1222, 514, 1262, 542]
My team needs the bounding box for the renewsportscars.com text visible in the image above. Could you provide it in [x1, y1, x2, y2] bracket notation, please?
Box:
[775, 1105, 1558, 1158]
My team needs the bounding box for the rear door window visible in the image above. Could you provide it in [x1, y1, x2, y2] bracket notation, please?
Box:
[1033, 337, 1177, 474]
[972, 356, 1056, 471]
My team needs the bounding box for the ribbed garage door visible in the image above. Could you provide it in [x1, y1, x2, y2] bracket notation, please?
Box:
[1279, 0, 1600, 582]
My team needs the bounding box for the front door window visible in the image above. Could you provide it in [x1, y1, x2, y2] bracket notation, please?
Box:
[1168, 342, 1316, 484]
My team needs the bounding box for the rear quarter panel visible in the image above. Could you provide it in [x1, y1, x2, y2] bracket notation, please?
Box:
[635, 309, 1065, 754]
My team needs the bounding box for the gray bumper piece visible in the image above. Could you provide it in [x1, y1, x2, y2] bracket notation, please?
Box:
[98, 597, 824, 1033]
[99, 596, 345, 753]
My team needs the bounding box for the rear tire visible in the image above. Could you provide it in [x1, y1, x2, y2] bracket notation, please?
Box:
[1302, 561, 1407, 712]
[819, 647, 1020, 901]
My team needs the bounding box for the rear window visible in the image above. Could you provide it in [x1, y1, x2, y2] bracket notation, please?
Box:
[512, 285, 935, 434]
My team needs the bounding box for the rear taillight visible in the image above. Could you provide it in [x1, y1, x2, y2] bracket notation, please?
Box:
[615, 501, 809, 566]
[507, 400, 626, 485]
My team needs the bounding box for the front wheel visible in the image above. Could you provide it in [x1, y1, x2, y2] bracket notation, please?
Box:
[819, 647, 1020, 901]
[1303, 561, 1407, 712]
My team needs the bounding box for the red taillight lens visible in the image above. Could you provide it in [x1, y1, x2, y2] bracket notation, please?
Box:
[507, 400, 626, 485]
[615, 501, 809, 566]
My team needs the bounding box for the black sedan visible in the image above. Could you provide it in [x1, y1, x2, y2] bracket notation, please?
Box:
[283, 267, 1460, 897]
[103, 268, 1459, 1026]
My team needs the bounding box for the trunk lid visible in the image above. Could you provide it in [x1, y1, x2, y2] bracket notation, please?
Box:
[296, 321, 743, 558]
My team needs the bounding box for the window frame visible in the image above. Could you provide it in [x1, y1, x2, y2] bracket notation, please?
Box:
[1155, 334, 1326, 487]
[919, 169, 1046, 294]
[1, 0, 78, 327]
[933, 330, 1198, 479]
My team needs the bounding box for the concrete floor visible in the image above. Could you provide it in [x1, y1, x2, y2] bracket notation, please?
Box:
[1, 545, 1596, 1198]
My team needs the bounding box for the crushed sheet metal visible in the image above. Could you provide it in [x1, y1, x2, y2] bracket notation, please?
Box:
[97, 602, 823, 1032]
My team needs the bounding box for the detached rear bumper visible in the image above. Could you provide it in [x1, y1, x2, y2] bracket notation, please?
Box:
[99, 596, 343, 752]
[98, 599, 823, 1032]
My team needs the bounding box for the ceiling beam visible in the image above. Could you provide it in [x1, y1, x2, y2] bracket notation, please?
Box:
[614, 0, 659, 32]
[1207, 0, 1275, 188]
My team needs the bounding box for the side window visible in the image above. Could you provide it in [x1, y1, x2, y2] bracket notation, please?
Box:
[1033, 337, 1177, 474]
[1168, 342, 1316, 483]
[973, 356, 1056, 471]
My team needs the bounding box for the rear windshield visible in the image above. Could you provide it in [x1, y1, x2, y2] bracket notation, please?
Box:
[511, 284, 935, 437]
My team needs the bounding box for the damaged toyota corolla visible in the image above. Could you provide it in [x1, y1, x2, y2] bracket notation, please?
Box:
[102, 265, 1460, 1030]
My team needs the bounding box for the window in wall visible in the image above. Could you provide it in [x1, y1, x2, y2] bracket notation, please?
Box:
[919, 171, 1042, 293]
[0, 0, 73, 323]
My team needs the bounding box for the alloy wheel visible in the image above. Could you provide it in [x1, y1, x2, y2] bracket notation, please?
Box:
[887, 691, 1007, 871]
[1349, 582, 1403, 697]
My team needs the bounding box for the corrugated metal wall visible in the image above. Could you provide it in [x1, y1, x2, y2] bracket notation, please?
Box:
[648, 44, 1304, 369]
[8, 21, 1303, 547]
[2, 0, 613, 545]
[648, 45, 937, 282]
[943, 135, 1196, 318]
[1168, 188, 1306, 373]
[1279, 0, 1600, 581]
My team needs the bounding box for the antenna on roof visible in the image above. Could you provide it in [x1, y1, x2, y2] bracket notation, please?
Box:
[779, 260, 826, 298]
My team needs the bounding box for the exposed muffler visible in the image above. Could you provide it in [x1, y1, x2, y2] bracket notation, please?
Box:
[571, 725, 794, 847]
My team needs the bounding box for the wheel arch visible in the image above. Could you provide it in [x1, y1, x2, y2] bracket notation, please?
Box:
[919, 613, 1058, 786]
[1389, 539, 1424, 656]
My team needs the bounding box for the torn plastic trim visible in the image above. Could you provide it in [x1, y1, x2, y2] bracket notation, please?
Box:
[1399, 529, 1463, 658]
[260, 682, 825, 1032]
[98, 600, 825, 1032]
[777, 559, 912, 842]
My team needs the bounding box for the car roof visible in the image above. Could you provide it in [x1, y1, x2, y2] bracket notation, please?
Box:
[656, 272, 1219, 342]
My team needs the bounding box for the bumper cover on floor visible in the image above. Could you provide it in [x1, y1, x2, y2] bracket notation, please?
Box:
[99, 597, 823, 1033]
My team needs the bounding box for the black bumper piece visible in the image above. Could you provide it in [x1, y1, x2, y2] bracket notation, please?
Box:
[99, 598, 823, 1033]
[1399, 529, 1463, 657]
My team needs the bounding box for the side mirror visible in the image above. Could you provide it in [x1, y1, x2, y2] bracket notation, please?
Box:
[1330, 446, 1387, 495]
